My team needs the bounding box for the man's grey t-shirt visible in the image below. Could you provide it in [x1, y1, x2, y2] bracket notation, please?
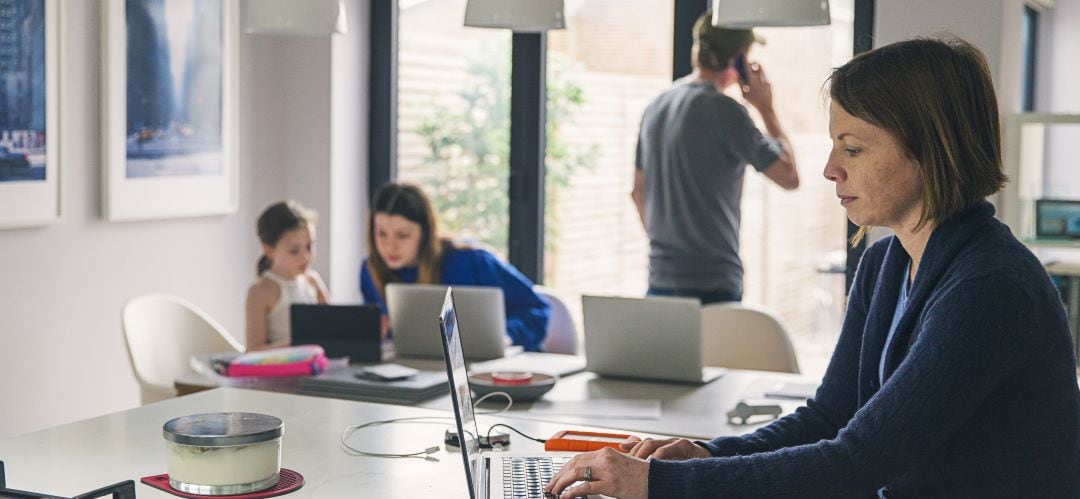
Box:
[635, 80, 782, 294]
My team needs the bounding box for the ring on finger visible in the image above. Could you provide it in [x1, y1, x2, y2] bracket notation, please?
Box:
[584, 466, 592, 483]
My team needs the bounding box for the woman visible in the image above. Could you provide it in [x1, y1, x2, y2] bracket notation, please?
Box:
[360, 182, 550, 351]
[546, 37, 1080, 498]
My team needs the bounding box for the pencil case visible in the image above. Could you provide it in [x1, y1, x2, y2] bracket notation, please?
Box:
[221, 344, 329, 378]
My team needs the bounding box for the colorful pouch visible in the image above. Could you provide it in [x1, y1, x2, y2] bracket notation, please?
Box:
[221, 344, 328, 378]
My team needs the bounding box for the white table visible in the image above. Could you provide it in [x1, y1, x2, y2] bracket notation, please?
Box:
[180, 357, 816, 441]
[420, 370, 813, 440]
[0, 387, 655, 498]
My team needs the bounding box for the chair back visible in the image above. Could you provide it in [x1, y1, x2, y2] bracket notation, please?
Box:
[700, 303, 800, 374]
[534, 286, 579, 354]
[122, 294, 243, 404]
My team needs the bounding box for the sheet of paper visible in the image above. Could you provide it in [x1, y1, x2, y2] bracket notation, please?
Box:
[528, 399, 661, 420]
[763, 381, 818, 399]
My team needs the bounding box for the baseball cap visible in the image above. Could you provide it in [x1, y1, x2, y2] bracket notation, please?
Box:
[693, 12, 765, 61]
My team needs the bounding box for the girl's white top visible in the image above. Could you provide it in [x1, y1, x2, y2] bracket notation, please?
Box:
[261, 270, 318, 345]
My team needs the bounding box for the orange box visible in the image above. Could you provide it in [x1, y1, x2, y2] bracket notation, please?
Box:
[544, 430, 636, 452]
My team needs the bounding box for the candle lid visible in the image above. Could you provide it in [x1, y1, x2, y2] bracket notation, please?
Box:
[163, 412, 283, 447]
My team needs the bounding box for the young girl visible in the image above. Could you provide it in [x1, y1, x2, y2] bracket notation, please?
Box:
[245, 201, 329, 351]
[359, 182, 551, 351]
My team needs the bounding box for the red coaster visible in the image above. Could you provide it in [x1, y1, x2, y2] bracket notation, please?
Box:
[140, 469, 304, 498]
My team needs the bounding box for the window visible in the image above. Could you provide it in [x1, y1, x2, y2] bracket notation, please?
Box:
[397, 0, 512, 255]
[730, 1, 854, 376]
[543, 0, 673, 318]
[380, 1, 859, 378]
[1021, 4, 1038, 112]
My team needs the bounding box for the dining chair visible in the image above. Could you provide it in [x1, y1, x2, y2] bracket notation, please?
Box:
[122, 294, 243, 404]
[534, 285, 579, 355]
[700, 302, 800, 374]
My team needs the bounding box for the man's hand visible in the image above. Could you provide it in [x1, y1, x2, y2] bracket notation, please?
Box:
[741, 62, 774, 113]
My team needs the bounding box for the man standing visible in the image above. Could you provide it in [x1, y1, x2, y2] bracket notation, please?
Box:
[632, 13, 799, 304]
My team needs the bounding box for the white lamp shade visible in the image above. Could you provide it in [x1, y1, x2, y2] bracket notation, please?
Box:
[245, 0, 348, 35]
[464, 0, 565, 32]
[712, 0, 831, 29]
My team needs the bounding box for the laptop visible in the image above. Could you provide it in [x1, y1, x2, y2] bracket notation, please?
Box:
[582, 295, 725, 384]
[388, 283, 506, 361]
[438, 288, 604, 499]
[290, 304, 382, 363]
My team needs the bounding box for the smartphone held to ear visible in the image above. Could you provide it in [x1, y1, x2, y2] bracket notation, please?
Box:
[734, 55, 749, 87]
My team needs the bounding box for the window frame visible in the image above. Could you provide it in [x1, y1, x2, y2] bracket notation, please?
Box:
[369, 0, 873, 289]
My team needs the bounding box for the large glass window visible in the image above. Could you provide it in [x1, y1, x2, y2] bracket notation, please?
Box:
[543, 2, 853, 378]
[398, 0, 512, 255]
[733, 1, 854, 377]
[543, 0, 673, 321]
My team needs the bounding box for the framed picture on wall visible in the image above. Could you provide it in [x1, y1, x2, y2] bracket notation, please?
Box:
[0, 0, 60, 230]
[101, 0, 237, 222]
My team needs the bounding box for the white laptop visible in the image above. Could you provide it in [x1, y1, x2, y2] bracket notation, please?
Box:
[438, 288, 606, 499]
[387, 283, 507, 361]
[583, 295, 725, 384]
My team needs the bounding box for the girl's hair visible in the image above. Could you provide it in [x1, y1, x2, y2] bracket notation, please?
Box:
[827, 37, 1007, 245]
[366, 182, 445, 300]
[256, 200, 317, 276]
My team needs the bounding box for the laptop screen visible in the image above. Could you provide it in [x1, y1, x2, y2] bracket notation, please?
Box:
[438, 287, 482, 497]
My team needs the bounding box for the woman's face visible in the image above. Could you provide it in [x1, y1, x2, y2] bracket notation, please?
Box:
[823, 101, 924, 234]
[373, 213, 423, 270]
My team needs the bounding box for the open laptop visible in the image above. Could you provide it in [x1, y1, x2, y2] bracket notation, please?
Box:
[290, 304, 382, 363]
[438, 288, 604, 499]
[388, 283, 506, 361]
[582, 295, 725, 384]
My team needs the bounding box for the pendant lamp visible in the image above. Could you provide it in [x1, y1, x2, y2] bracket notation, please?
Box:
[245, 0, 348, 36]
[712, 0, 831, 29]
[464, 0, 565, 32]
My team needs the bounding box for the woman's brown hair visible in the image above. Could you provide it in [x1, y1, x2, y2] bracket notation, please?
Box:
[827, 37, 1008, 244]
[366, 183, 444, 299]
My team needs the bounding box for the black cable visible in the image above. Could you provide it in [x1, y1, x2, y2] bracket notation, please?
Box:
[486, 423, 546, 445]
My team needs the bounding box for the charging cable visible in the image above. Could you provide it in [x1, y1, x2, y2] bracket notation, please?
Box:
[473, 391, 513, 414]
[340, 390, 542, 459]
[340, 416, 449, 461]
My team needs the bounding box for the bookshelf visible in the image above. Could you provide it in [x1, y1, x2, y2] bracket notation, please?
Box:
[1005, 115, 1080, 366]
[1046, 262, 1080, 366]
[1002, 113, 1080, 241]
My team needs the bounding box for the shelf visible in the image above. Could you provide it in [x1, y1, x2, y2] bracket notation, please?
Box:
[1023, 238, 1080, 248]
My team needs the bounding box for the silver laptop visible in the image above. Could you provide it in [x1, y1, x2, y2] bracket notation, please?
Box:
[387, 283, 506, 361]
[583, 295, 725, 384]
[438, 288, 604, 499]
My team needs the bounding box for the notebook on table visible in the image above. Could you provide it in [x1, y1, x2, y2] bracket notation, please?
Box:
[438, 287, 608, 499]
[297, 365, 447, 405]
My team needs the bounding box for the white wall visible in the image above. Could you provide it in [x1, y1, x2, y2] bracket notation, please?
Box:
[874, 0, 1025, 117]
[864, 0, 1024, 246]
[0, 0, 368, 439]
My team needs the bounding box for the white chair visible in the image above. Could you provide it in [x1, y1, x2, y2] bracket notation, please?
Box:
[122, 294, 243, 404]
[534, 285, 579, 355]
[700, 303, 800, 374]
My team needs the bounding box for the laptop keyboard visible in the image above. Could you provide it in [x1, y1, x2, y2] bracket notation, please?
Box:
[501, 456, 571, 498]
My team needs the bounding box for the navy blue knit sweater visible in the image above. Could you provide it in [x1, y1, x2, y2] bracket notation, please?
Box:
[649, 202, 1080, 497]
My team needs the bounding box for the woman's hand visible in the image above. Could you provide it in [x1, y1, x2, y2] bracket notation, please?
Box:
[545, 447, 649, 499]
[620, 437, 712, 460]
